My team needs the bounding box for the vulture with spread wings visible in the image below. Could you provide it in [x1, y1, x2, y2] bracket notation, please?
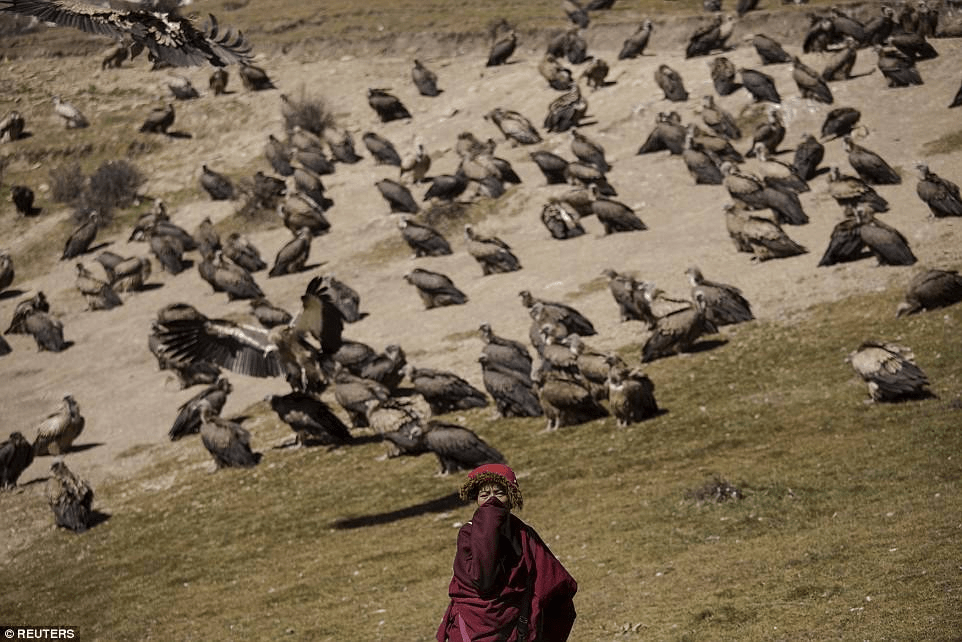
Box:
[152, 276, 344, 393]
[1, 0, 253, 67]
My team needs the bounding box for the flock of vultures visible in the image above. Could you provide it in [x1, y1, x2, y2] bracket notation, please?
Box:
[2, 0, 962, 534]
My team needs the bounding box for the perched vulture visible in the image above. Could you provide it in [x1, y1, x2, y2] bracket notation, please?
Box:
[602, 269, 656, 326]
[821, 107, 861, 141]
[403, 268, 468, 309]
[486, 30, 517, 66]
[710, 57, 740, 96]
[406, 366, 489, 414]
[685, 267, 753, 326]
[700, 95, 740, 140]
[75, 262, 122, 311]
[875, 45, 923, 87]
[792, 134, 825, 180]
[200, 164, 234, 200]
[0, 432, 34, 489]
[479, 354, 543, 418]
[367, 88, 410, 122]
[357, 344, 407, 391]
[619, 20, 653, 59]
[745, 107, 785, 157]
[268, 227, 313, 278]
[485, 108, 542, 145]
[827, 167, 889, 212]
[199, 401, 260, 468]
[250, 298, 292, 329]
[0, 251, 12, 293]
[198, 250, 264, 300]
[139, 103, 175, 134]
[209, 68, 228, 95]
[563, 0, 589, 28]
[641, 292, 718, 362]
[686, 15, 735, 58]
[856, 207, 917, 266]
[397, 217, 451, 257]
[792, 56, 833, 103]
[754, 145, 809, 194]
[61, 211, 100, 260]
[168, 377, 232, 441]
[739, 68, 781, 103]
[51, 96, 88, 128]
[167, 74, 199, 100]
[423, 171, 469, 202]
[383, 421, 505, 475]
[818, 207, 868, 267]
[268, 392, 352, 447]
[535, 369, 607, 431]
[376, 178, 419, 214]
[543, 85, 587, 133]
[888, 31, 938, 61]
[411, 59, 440, 96]
[843, 136, 900, 185]
[33, 394, 84, 456]
[581, 58, 609, 90]
[362, 132, 402, 166]
[223, 232, 267, 272]
[279, 194, 330, 236]
[724, 204, 807, 261]
[654, 64, 688, 102]
[541, 201, 586, 240]
[238, 62, 275, 90]
[464, 225, 522, 275]
[364, 396, 429, 436]
[915, 164, 962, 218]
[0, 109, 25, 141]
[607, 364, 658, 427]
[682, 132, 723, 185]
[751, 33, 792, 65]
[7, 305, 68, 352]
[590, 188, 647, 234]
[478, 323, 533, 378]
[321, 275, 365, 324]
[637, 111, 686, 155]
[822, 37, 858, 81]
[848, 341, 931, 402]
[896, 268, 962, 317]
[46, 461, 94, 532]
[400, 144, 431, 183]
[519, 290, 595, 337]
[2, 0, 252, 66]
[153, 275, 344, 393]
[11, 185, 37, 215]
[333, 368, 389, 428]
[721, 162, 807, 225]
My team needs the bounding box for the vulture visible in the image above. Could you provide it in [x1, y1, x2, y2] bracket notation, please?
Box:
[406, 366, 489, 414]
[423, 171, 469, 202]
[52, 96, 88, 128]
[400, 144, 431, 183]
[818, 207, 868, 267]
[0, 431, 34, 489]
[397, 216, 451, 257]
[951, 79, 962, 109]
[590, 188, 647, 234]
[791, 56, 833, 103]
[619, 20, 653, 59]
[746, 107, 785, 157]
[848, 341, 931, 402]
[324, 127, 363, 164]
[602, 268, 656, 325]
[561, 28, 588, 65]
[364, 396, 430, 436]
[268, 227, 313, 277]
[199, 401, 260, 468]
[411, 59, 440, 96]
[5, 299, 68, 352]
[199, 250, 264, 300]
[843, 136, 900, 185]
[655, 64, 688, 102]
[543, 85, 587, 133]
[519, 290, 595, 336]
[478, 323, 533, 377]
[827, 167, 889, 212]
[367, 88, 410, 122]
[641, 292, 718, 362]
[829, 6, 867, 43]
[563, 0, 589, 28]
[821, 107, 861, 141]
[581, 58, 609, 90]
[223, 232, 267, 272]
[751, 33, 792, 65]
[0, 251, 13, 293]
[46, 461, 94, 533]
[915, 164, 962, 218]
[75, 262, 122, 311]
[11, 185, 37, 216]
[803, 17, 837, 53]
[238, 62, 274, 90]
[539, 54, 574, 91]
[686, 14, 735, 58]
[721, 162, 807, 225]
[736, 0, 759, 17]
[139, 103, 175, 134]
[292, 146, 334, 176]
[194, 216, 220, 255]
[321, 275, 365, 324]
[754, 145, 809, 194]
[279, 193, 331, 236]
[61, 211, 100, 260]
[792, 134, 825, 181]
[541, 201, 586, 240]
[362, 132, 402, 166]
[33, 394, 84, 456]
[682, 131, 723, 185]
[739, 68, 781, 103]
[250, 298, 292, 329]
[637, 111, 686, 155]
[888, 31, 938, 61]
[464, 225, 522, 275]
[2, 0, 252, 66]
[709, 57, 740, 96]
[479, 354, 543, 418]
[383, 421, 505, 476]
[268, 392, 352, 447]
[209, 68, 228, 94]
[724, 204, 808, 261]
[166, 74, 199, 100]
[332, 368, 389, 428]
[685, 266, 753, 326]
[865, 5, 897, 45]
[168, 377, 232, 441]
[856, 207, 917, 266]
[376, 178, 419, 214]
[485, 108, 542, 145]
[535, 369, 607, 430]
[200, 165, 234, 200]
[607, 364, 658, 427]
[875, 45, 923, 87]
[700, 95, 740, 140]
[896, 268, 962, 317]
[153, 275, 344, 393]
[822, 37, 858, 81]
[0, 109, 25, 141]
[403, 268, 468, 309]
[486, 30, 516, 66]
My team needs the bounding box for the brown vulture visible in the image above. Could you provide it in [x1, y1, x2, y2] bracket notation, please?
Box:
[168, 377, 232, 441]
[268, 392, 352, 447]
[607, 363, 658, 427]
[383, 420, 505, 475]
[848, 341, 931, 402]
[46, 461, 95, 532]
[896, 268, 962, 317]
[0, 431, 34, 489]
[199, 401, 260, 468]
[685, 267, 753, 326]
[33, 394, 84, 456]
[406, 366, 489, 414]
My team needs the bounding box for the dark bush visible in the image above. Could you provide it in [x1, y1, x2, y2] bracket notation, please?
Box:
[49, 162, 86, 205]
[85, 160, 145, 213]
[281, 91, 336, 136]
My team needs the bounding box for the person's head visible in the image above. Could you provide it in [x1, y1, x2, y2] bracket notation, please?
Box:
[459, 464, 524, 511]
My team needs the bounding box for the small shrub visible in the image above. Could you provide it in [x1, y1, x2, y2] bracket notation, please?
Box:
[281, 91, 336, 136]
[49, 162, 86, 205]
[85, 160, 145, 213]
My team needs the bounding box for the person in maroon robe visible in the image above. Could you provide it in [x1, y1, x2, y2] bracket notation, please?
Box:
[437, 464, 578, 642]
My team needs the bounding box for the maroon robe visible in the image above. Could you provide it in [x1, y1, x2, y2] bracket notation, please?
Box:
[437, 498, 577, 642]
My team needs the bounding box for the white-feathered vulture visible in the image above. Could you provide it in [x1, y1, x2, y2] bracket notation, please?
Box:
[0, 0, 253, 67]
[848, 341, 932, 402]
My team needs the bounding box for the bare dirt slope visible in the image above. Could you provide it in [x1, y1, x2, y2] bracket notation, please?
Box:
[2, 8, 961, 561]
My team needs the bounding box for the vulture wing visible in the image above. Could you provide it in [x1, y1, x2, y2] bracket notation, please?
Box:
[154, 317, 281, 378]
[296, 276, 345, 355]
